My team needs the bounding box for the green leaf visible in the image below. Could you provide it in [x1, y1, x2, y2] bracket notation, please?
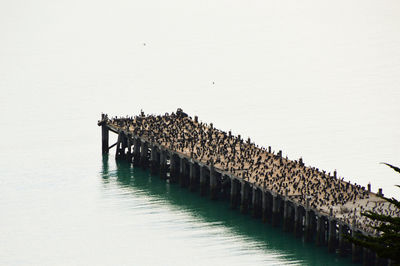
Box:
[381, 162, 400, 174]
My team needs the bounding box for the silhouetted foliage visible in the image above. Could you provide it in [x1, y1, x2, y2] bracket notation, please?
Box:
[346, 163, 400, 264]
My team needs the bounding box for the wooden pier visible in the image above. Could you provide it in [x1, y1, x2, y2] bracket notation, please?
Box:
[98, 110, 397, 265]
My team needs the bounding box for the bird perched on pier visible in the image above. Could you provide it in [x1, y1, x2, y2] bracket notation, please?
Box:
[106, 110, 400, 236]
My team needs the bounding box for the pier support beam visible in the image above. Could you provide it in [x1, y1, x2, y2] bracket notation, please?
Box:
[150, 145, 158, 174]
[159, 149, 167, 179]
[199, 166, 207, 196]
[262, 191, 273, 223]
[352, 242, 362, 263]
[189, 160, 196, 191]
[101, 114, 109, 154]
[272, 194, 280, 227]
[328, 218, 337, 253]
[252, 188, 261, 218]
[262, 191, 267, 222]
[352, 227, 362, 263]
[283, 200, 289, 231]
[115, 131, 126, 160]
[140, 141, 148, 168]
[316, 215, 326, 246]
[283, 191, 292, 232]
[126, 136, 132, 163]
[240, 181, 249, 214]
[362, 248, 376, 266]
[133, 138, 140, 166]
[230, 178, 239, 209]
[115, 131, 122, 160]
[170, 153, 178, 183]
[374, 253, 388, 266]
[304, 207, 314, 242]
[179, 157, 187, 187]
[338, 223, 348, 257]
[121, 133, 128, 160]
[210, 165, 217, 200]
[294, 205, 303, 237]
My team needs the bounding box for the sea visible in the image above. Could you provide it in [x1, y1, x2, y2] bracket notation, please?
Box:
[0, 0, 399, 265]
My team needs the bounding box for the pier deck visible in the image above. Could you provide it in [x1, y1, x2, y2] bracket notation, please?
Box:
[98, 109, 398, 265]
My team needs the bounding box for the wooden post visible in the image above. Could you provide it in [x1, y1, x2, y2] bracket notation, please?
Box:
[283, 190, 290, 231]
[140, 141, 148, 168]
[101, 114, 109, 154]
[262, 191, 268, 222]
[316, 215, 325, 246]
[252, 188, 261, 218]
[121, 132, 128, 160]
[179, 157, 185, 187]
[210, 164, 217, 200]
[272, 194, 280, 227]
[293, 205, 303, 237]
[339, 223, 347, 257]
[199, 166, 206, 196]
[150, 145, 158, 174]
[304, 202, 313, 242]
[126, 136, 132, 163]
[240, 181, 249, 214]
[115, 131, 127, 160]
[170, 153, 177, 183]
[183, 158, 189, 187]
[230, 178, 238, 209]
[285, 203, 294, 232]
[160, 149, 167, 179]
[189, 160, 196, 191]
[328, 217, 337, 253]
[252, 188, 256, 217]
[362, 247, 368, 266]
[133, 138, 141, 166]
[115, 131, 122, 160]
[352, 222, 362, 263]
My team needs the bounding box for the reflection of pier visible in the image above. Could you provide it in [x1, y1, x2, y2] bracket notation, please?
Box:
[98, 112, 389, 265]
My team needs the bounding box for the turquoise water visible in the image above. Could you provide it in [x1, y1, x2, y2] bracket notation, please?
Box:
[101, 157, 353, 265]
[0, 115, 352, 265]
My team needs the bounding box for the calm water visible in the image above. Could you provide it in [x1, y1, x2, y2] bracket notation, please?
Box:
[1, 0, 400, 264]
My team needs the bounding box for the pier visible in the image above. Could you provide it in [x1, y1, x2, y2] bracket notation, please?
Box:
[98, 109, 398, 265]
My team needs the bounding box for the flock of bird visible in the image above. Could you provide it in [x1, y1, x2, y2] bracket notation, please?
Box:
[104, 110, 399, 235]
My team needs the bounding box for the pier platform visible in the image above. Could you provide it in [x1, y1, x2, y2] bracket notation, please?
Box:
[98, 109, 398, 265]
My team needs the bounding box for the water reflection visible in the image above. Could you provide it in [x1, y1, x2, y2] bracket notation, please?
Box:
[101, 156, 353, 265]
[101, 154, 109, 180]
